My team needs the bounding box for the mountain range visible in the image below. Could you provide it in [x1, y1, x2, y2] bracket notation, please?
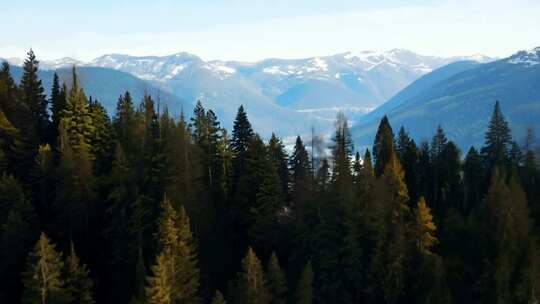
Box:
[2, 49, 493, 140]
[352, 47, 540, 150]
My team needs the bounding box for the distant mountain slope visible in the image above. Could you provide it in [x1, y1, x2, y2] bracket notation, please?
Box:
[2, 49, 493, 139]
[8, 66, 187, 115]
[351, 47, 540, 150]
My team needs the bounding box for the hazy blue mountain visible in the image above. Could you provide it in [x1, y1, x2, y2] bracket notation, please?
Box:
[8, 65, 187, 115]
[86, 50, 491, 119]
[2, 49, 492, 139]
[351, 47, 540, 150]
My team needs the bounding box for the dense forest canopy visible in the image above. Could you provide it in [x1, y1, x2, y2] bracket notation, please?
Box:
[1, 50, 540, 304]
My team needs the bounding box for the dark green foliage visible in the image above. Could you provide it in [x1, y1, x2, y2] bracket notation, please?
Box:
[481, 101, 512, 171]
[266, 252, 287, 304]
[65, 243, 94, 304]
[50, 73, 66, 142]
[289, 136, 312, 218]
[295, 261, 314, 304]
[232, 247, 270, 304]
[0, 175, 39, 302]
[373, 115, 395, 177]
[20, 49, 49, 144]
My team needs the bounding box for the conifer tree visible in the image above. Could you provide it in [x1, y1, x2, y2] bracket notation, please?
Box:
[22, 233, 71, 304]
[369, 152, 411, 304]
[396, 127, 419, 204]
[267, 252, 287, 304]
[61, 67, 94, 154]
[211, 290, 226, 304]
[231, 105, 254, 183]
[50, 73, 66, 142]
[0, 174, 39, 302]
[481, 101, 512, 171]
[268, 133, 289, 202]
[233, 247, 270, 304]
[113, 91, 136, 156]
[146, 198, 200, 304]
[53, 121, 94, 250]
[412, 197, 437, 254]
[89, 98, 113, 175]
[65, 243, 94, 304]
[20, 49, 49, 143]
[295, 261, 314, 304]
[289, 136, 313, 218]
[373, 116, 395, 177]
[250, 156, 283, 254]
[0, 62, 24, 128]
[146, 252, 174, 304]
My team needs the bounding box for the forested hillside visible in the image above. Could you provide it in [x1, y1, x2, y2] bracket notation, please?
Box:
[1, 50, 540, 304]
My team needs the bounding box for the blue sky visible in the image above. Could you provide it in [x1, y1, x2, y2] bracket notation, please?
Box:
[1, 0, 539, 61]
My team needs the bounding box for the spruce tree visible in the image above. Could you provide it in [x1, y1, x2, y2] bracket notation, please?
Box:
[233, 247, 270, 304]
[412, 197, 437, 254]
[20, 49, 49, 143]
[231, 105, 254, 182]
[0, 174, 39, 302]
[373, 115, 395, 177]
[295, 261, 314, 304]
[266, 252, 287, 304]
[481, 101, 512, 171]
[211, 290, 226, 304]
[61, 67, 94, 154]
[289, 136, 313, 218]
[113, 91, 136, 156]
[22, 233, 71, 304]
[65, 243, 94, 304]
[268, 133, 289, 202]
[88, 98, 113, 175]
[369, 152, 411, 304]
[50, 73, 66, 142]
[146, 198, 200, 304]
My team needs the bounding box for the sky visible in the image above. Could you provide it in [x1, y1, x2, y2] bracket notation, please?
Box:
[1, 0, 539, 62]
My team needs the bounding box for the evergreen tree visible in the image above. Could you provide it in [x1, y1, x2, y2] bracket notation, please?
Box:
[20, 49, 49, 143]
[0, 62, 24, 128]
[268, 133, 289, 202]
[50, 73, 66, 142]
[65, 243, 94, 304]
[396, 127, 420, 204]
[113, 91, 136, 157]
[289, 136, 313, 218]
[211, 290, 226, 304]
[146, 252, 174, 304]
[368, 152, 411, 304]
[231, 105, 254, 183]
[412, 197, 437, 254]
[61, 67, 94, 154]
[146, 198, 200, 304]
[22, 233, 71, 304]
[481, 101, 512, 171]
[373, 116, 395, 177]
[266, 252, 287, 304]
[250, 155, 283, 254]
[89, 98, 113, 175]
[295, 261, 314, 304]
[0, 174, 39, 302]
[233, 247, 270, 304]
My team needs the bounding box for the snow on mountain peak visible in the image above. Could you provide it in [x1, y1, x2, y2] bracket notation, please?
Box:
[507, 47, 540, 67]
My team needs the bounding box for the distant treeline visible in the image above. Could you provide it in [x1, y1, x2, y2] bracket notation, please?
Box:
[1, 50, 539, 304]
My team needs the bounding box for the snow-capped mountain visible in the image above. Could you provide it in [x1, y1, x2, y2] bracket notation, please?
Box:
[352, 46, 540, 150]
[506, 47, 540, 66]
[2, 49, 494, 139]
